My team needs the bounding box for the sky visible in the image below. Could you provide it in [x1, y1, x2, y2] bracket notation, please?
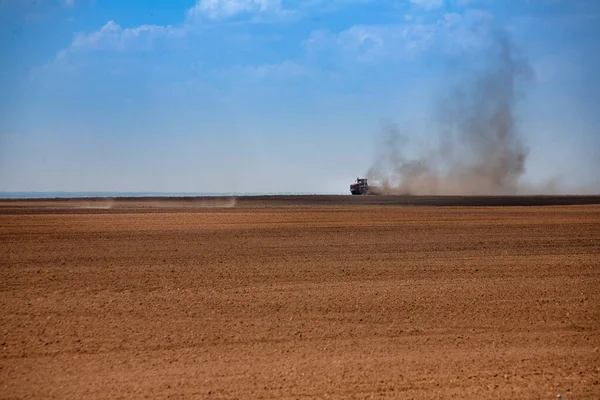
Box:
[0, 0, 599, 194]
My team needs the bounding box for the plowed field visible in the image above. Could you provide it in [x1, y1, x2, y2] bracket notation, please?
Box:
[1, 199, 599, 399]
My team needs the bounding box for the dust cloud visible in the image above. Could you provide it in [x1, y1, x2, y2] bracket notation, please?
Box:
[71, 197, 237, 209]
[367, 29, 534, 195]
[77, 199, 115, 209]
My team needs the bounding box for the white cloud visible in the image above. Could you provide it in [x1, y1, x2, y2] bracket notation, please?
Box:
[305, 23, 437, 63]
[302, 7, 499, 65]
[49, 0, 290, 63]
[36, 0, 300, 79]
[36, 0, 493, 81]
[187, 0, 286, 20]
[337, 25, 385, 58]
[410, 0, 445, 10]
[32, 20, 186, 79]
[62, 20, 184, 54]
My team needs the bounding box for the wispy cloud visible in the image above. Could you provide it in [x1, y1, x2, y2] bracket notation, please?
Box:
[32, 19, 186, 79]
[44, 0, 293, 67]
[58, 20, 185, 55]
[304, 25, 418, 63]
[304, 21, 446, 64]
[303, 7, 498, 66]
[35, 0, 496, 82]
[410, 0, 445, 10]
[186, 0, 293, 21]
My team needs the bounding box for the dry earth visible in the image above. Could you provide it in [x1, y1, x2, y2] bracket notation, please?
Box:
[1, 198, 599, 399]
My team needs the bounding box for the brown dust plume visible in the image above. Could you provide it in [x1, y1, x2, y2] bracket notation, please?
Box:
[367, 30, 533, 195]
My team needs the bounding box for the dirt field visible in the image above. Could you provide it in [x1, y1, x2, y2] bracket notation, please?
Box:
[1, 197, 599, 399]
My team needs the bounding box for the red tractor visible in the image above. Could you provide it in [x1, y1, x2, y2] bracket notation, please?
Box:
[350, 178, 370, 195]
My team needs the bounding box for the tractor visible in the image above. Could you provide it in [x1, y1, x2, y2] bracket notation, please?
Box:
[350, 178, 370, 195]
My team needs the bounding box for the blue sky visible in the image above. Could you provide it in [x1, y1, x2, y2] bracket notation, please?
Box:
[1, 0, 599, 194]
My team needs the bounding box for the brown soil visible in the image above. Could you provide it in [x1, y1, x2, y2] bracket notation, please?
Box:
[1, 199, 599, 399]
